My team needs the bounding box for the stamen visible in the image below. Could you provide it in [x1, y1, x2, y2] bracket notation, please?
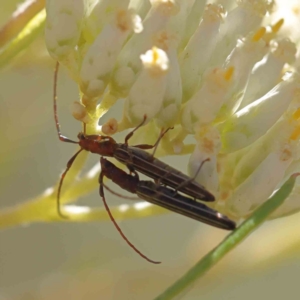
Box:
[271, 18, 284, 33]
[224, 66, 234, 81]
[252, 27, 266, 41]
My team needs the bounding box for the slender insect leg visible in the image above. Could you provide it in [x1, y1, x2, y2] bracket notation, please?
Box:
[57, 148, 84, 219]
[131, 127, 173, 151]
[124, 115, 147, 146]
[175, 158, 210, 195]
[99, 160, 160, 264]
[125, 148, 140, 176]
[124, 113, 173, 152]
[124, 126, 174, 181]
[103, 182, 139, 200]
[150, 127, 173, 158]
[125, 126, 173, 179]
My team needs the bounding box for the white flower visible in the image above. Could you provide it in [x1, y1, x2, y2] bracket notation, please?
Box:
[45, 0, 300, 221]
[45, 0, 86, 61]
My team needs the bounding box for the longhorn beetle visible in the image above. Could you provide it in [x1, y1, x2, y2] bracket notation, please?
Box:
[53, 62, 235, 263]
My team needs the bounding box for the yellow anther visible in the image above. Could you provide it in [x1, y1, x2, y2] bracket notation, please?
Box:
[224, 66, 234, 81]
[292, 108, 300, 120]
[152, 46, 159, 63]
[290, 126, 300, 141]
[272, 19, 284, 33]
[252, 27, 266, 42]
[140, 47, 169, 75]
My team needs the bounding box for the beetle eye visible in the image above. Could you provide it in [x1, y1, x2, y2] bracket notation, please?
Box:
[77, 132, 84, 139]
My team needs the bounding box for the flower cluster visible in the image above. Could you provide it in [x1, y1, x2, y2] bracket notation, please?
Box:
[45, 0, 300, 221]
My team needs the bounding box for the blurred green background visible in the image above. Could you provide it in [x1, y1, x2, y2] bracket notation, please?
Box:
[1, 1, 300, 299]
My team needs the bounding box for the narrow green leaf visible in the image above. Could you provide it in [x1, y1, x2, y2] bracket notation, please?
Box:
[154, 174, 299, 300]
[0, 9, 46, 69]
[0, 0, 45, 48]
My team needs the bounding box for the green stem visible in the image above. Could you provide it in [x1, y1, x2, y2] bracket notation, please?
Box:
[0, 9, 46, 69]
[154, 173, 299, 300]
[0, 0, 45, 48]
[0, 200, 168, 229]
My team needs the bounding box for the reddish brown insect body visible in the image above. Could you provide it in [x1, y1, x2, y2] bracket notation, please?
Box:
[76, 131, 215, 201]
[100, 158, 236, 230]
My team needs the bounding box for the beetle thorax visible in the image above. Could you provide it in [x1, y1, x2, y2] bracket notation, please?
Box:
[78, 134, 116, 156]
